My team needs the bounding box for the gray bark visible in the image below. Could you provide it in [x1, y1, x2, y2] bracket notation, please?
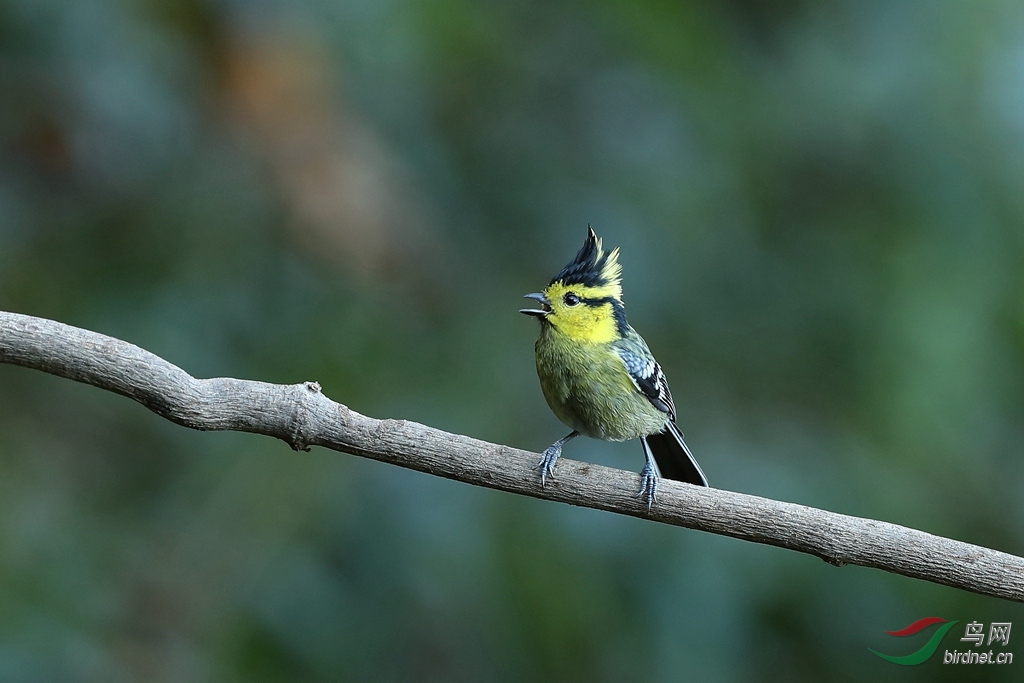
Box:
[1, 310, 1021, 602]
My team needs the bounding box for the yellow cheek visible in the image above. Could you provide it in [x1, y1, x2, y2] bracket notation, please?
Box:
[551, 306, 618, 343]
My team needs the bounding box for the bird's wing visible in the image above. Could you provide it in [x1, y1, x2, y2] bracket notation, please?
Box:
[615, 342, 676, 420]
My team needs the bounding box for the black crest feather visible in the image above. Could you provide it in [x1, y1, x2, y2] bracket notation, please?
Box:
[550, 226, 623, 295]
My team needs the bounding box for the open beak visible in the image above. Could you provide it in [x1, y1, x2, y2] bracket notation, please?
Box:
[519, 292, 551, 317]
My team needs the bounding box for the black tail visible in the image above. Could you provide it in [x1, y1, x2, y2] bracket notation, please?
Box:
[642, 421, 708, 486]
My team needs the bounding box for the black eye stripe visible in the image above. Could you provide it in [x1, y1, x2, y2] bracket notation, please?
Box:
[562, 294, 617, 306]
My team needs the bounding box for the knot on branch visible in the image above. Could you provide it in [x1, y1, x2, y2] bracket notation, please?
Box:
[823, 555, 848, 567]
[286, 380, 322, 451]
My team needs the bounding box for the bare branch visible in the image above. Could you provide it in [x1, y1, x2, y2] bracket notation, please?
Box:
[1, 310, 1021, 602]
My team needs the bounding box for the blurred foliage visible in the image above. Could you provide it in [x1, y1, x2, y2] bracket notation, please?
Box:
[1, 0, 1024, 680]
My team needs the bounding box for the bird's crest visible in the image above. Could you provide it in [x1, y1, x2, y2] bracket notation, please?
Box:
[550, 226, 623, 299]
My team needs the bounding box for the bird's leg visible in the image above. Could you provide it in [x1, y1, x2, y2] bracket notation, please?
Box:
[637, 441, 659, 511]
[534, 431, 579, 486]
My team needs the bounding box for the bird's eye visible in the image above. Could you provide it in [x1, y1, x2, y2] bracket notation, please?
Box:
[563, 292, 581, 307]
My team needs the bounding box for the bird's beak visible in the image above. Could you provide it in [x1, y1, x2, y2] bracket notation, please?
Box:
[519, 292, 551, 317]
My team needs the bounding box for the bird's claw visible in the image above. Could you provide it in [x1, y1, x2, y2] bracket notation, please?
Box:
[534, 444, 561, 487]
[636, 464, 658, 512]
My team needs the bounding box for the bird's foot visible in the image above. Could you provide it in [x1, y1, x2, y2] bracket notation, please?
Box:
[533, 444, 562, 487]
[636, 462, 659, 512]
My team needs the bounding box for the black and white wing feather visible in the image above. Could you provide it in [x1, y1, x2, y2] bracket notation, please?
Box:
[616, 345, 676, 419]
[615, 339, 708, 487]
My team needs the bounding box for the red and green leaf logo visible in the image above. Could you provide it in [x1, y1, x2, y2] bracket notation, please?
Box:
[870, 617, 959, 665]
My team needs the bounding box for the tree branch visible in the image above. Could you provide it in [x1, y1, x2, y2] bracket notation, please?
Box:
[1, 310, 1021, 602]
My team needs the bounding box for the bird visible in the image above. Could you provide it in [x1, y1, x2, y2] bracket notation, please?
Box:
[520, 226, 708, 509]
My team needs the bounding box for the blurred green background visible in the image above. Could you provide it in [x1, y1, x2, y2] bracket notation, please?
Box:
[1, 0, 1023, 680]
